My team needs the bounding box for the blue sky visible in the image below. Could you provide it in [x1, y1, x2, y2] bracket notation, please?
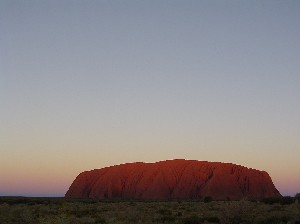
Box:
[1, 0, 300, 196]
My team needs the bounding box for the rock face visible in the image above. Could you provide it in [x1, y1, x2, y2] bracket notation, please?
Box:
[65, 159, 281, 200]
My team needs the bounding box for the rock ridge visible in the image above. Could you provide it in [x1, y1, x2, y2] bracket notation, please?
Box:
[65, 159, 281, 200]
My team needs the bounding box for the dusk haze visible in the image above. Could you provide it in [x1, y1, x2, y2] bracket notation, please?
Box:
[1, 0, 300, 198]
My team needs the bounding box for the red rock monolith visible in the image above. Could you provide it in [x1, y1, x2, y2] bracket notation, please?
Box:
[65, 159, 281, 200]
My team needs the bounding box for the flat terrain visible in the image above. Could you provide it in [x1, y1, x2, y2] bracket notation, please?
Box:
[0, 197, 299, 224]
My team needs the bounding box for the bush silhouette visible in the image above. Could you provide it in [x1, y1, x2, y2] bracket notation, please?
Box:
[204, 196, 213, 203]
[280, 196, 295, 205]
[183, 215, 204, 224]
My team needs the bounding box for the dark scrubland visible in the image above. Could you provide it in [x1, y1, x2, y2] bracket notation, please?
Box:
[0, 196, 300, 224]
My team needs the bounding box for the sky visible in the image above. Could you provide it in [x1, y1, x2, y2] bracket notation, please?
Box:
[0, 0, 299, 197]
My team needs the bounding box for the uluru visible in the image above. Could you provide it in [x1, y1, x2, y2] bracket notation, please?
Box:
[65, 159, 281, 200]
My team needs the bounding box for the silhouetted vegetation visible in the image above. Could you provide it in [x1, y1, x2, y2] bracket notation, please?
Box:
[182, 215, 204, 224]
[261, 196, 296, 205]
[204, 196, 213, 203]
[0, 197, 300, 224]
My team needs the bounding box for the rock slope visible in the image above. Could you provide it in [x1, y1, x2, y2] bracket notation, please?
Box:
[65, 159, 281, 200]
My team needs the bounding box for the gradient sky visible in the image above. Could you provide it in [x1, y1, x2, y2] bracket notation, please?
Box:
[1, 0, 299, 197]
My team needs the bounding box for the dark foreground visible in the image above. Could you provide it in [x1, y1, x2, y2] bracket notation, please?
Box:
[0, 197, 300, 224]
